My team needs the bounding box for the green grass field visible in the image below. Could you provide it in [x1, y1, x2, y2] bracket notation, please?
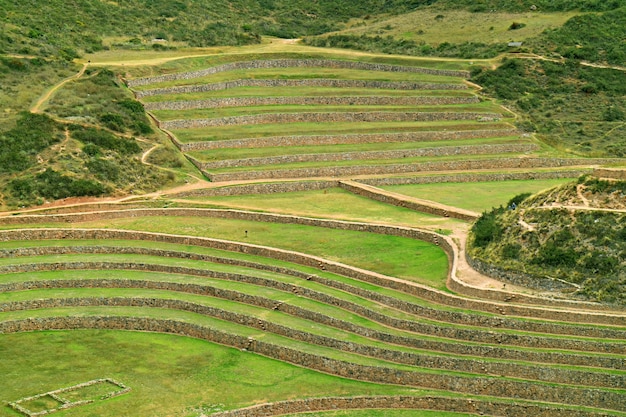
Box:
[141, 87, 475, 102]
[134, 67, 466, 90]
[151, 103, 500, 122]
[382, 178, 576, 212]
[0, 330, 426, 417]
[329, 9, 580, 46]
[188, 137, 525, 162]
[67, 216, 449, 286]
[173, 187, 462, 231]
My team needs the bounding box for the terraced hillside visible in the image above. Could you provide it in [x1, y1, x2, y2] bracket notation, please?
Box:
[1, 204, 626, 416]
[128, 56, 544, 183]
[2, 48, 625, 417]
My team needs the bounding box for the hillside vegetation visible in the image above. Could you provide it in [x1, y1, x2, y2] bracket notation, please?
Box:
[0, 68, 180, 208]
[468, 175, 626, 304]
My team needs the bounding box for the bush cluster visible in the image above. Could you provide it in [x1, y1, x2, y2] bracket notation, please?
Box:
[533, 7, 626, 65]
[70, 126, 141, 155]
[47, 70, 154, 136]
[9, 168, 107, 204]
[0, 113, 61, 174]
[305, 35, 507, 59]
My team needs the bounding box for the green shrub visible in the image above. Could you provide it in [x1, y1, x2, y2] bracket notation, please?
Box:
[87, 158, 121, 181]
[501, 243, 521, 260]
[70, 126, 141, 155]
[508, 22, 526, 30]
[603, 105, 625, 121]
[471, 208, 504, 248]
[0, 112, 61, 173]
[9, 168, 107, 203]
[99, 113, 126, 132]
[507, 193, 531, 207]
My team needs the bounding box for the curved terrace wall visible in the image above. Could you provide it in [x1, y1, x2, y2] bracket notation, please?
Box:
[207, 396, 617, 417]
[158, 112, 503, 130]
[2, 272, 624, 349]
[198, 144, 539, 170]
[0, 213, 622, 322]
[170, 170, 583, 198]
[1, 317, 624, 412]
[177, 128, 519, 151]
[359, 169, 588, 187]
[126, 59, 470, 88]
[0, 295, 622, 388]
[135, 79, 468, 99]
[174, 180, 339, 198]
[144, 96, 480, 111]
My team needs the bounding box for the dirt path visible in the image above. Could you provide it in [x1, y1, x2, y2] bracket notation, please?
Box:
[576, 184, 591, 207]
[31, 63, 87, 113]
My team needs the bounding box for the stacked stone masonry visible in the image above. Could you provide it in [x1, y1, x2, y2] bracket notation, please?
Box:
[199, 144, 538, 170]
[0, 222, 622, 322]
[466, 253, 578, 292]
[593, 168, 626, 180]
[0, 295, 623, 388]
[126, 59, 470, 88]
[135, 79, 468, 99]
[359, 170, 588, 187]
[144, 96, 480, 111]
[207, 396, 618, 417]
[1, 317, 624, 412]
[203, 157, 620, 182]
[159, 111, 503, 130]
[2, 265, 624, 344]
[177, 128, 519, 151]
[171, 170, 584, 198]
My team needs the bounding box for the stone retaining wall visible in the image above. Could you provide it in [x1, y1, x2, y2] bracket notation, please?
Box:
[359, 169, 588, 187]
[126, 59, 470, 88]
[170, 170, 583, 199]
[159, 111, 503, 130]
[144, 95, 480, 111]
[135, 79, 468, 99]
[3, 267, 625, 348]
[0, 224, 622, 325]
[1, 317, 624, 412]
[3, 271, 625, 353]
[174, 180, 339, 198]
[339, 181, 477, 221]
[206, 396, 616, 417]
[178, 128, 519, 151]
[199, 144, 539, 170]
[593, 168, 626, 180]
[203, 157, 620, 182]
[466, 253, 579, 292]
[1, 295, 622, 388]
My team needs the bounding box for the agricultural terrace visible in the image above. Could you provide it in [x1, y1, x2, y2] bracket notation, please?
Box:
[1, 48, 625, 417]
[127, 55, 547, 183]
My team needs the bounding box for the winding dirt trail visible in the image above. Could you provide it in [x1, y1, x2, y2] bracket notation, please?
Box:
[31, 63, 88, 113]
